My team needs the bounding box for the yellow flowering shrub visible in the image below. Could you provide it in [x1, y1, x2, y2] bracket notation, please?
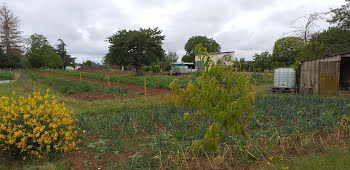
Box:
[0, 89, 77, 159]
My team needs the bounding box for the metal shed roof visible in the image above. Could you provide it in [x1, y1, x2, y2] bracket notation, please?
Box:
[301, 52, 350, 62]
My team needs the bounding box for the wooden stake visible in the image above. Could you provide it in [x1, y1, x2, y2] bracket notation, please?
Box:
[144, 78, 147, 96]
[158, 78, 160, 89]
[80, 72, 82, 81]
[108, 75, 110, 88]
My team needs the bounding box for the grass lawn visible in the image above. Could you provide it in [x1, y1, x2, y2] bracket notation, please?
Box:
[258, 147, 350, 170]
[0, 78, 28, 96]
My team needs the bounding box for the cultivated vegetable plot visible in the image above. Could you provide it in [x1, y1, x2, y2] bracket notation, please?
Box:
[0, 70, 13, 80]
[30, 72, 128, 95]
[70, 95, 350, 169]
[50, 70, 192, 89]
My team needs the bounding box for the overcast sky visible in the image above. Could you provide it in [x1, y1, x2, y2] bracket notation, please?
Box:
[4, 0, 345, 63]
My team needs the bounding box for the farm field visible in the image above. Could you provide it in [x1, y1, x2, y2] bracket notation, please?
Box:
[1, 70, 350, 169]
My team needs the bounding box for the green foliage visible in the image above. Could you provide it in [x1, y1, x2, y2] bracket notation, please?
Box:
[272, 37, 304, 67]
[298, 40, 325, 60]
[166, 52, 179, 63]
[0, 70, 13, 80]
[182, 36, 221, 63]
[55, 39, 76, 69]
[106, 86, 128, 95]
[238, 58, 247, 71]
[169, 46, 255, 153]
[72, 93, 350, 169]
[50, 70, 192, 89]
[329, 0, 350, 31]
[30, 72, 128, 95]
[142, 66, 153, 72]
[151, 65, 160, 73]
[159, 51, 178, 71]
[27, 34, 64, 68]
[104, 27, 166, 75]
[251, 51, 273, 71]
[0, 47, 21, 69]
[310, 27, 350, 56]
[82, 60, 99, 67]
[250, 72, 273, 85]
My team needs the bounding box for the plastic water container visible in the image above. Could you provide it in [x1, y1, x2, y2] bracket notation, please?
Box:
[273, 68, 295, 88]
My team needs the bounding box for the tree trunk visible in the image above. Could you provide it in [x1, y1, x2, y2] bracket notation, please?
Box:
[136, 66, 144, 76]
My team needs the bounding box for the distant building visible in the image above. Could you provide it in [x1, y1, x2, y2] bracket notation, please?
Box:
[195, 51, 235, 70]
[170, 62, 196, 75]
[65, 66, 81, 70]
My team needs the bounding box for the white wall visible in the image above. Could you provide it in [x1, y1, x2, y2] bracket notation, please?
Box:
[195, 52, 235, 69]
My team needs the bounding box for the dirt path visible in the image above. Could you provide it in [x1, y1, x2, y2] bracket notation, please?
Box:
[34, 71, 170, 98]
[19, 73, 33, 90]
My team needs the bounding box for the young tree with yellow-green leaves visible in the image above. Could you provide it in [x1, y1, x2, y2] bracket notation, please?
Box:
[169, 45, 255, 153]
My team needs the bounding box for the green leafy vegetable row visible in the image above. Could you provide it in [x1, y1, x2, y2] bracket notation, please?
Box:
[50, 69, 191, 89]
[30, 72, 128, 95]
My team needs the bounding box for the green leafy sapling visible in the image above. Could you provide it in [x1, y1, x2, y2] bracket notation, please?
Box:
[169, 45, 256, 153]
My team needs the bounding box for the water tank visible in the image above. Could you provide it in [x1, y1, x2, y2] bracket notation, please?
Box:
[181, 66, 189, 74]
[273, 68, 295, 89]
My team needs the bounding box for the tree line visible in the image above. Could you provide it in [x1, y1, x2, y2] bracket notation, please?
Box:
[2, 1, 349, 75]
[0, 4, 75, 69]
[251, 0, 350, 71]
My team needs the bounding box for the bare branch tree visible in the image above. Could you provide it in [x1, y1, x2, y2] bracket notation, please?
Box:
[285, 12, 330, 43]
[0, 4, 23, 54]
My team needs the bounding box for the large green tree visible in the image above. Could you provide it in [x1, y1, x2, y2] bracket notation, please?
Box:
[0, 5, 23, 68]
[251, 51, 273, 72]
[272, 37, 304, 67]
[27, 34, 63, 68]
[310, 27, 350, 57]
[56, 39, 76, 69]
[182, 36, 221, 63]
[0, 45, 21, 68]
[159, 51, 178, 70]
[104, 27, 165, 76]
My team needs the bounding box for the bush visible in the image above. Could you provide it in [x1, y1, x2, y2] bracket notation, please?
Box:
[250, 72, 273, 85]
[142, 66, 153, 72]
[151, 65, 161, 73]
[0, 70, 13, 80]
[169, 46, 255, 153]
[106, 85, 128, 95]
[0, 90, 78, 159]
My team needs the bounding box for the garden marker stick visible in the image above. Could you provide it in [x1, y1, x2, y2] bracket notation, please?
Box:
[144, 78, 146, 96]
[108, 75, 110, 88]
[80, 72, 82, 81]
[158, 78, 160, 89]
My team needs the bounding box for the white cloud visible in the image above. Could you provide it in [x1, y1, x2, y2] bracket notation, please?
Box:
[2, 0, 346, 63]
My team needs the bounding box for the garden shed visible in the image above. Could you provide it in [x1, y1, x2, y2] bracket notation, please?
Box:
[300, 52, 350, 96]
